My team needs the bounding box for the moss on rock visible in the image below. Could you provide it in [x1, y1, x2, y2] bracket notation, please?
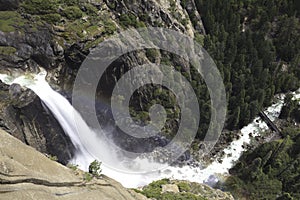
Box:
[0, 46, 17, 55]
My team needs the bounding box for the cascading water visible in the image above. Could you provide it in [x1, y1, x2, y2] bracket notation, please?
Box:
[0, 71, 299, 188]
[0, 71, 168, 187]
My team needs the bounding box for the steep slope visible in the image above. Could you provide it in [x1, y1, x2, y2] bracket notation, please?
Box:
[0, 128, 149, 200]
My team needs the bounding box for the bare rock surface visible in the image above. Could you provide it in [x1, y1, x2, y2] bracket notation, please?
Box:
[0, 128, 149, 200]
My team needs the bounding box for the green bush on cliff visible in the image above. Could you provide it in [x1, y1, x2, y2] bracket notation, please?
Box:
[103, 20, 117, 34]
[88, 160, 102, 178]
[41, 13, 61, 24]
[22, 0, 58, 15]
[177, 182, 191, 192]
[62, 6, 83, 20]
[0, 46, 17, 55]
[138, 179, 207, 200]
[119, 13, 146, 28]
[59, 0, 79, 6]
[0, 11, 25, 32]
[83, 3, 98, 16]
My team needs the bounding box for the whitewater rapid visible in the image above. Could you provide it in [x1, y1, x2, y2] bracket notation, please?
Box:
[0, 71, 299, 188]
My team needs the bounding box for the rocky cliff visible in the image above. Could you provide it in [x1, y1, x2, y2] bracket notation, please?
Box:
[0, 128, 149, 200]
[0, 81, 75, 164]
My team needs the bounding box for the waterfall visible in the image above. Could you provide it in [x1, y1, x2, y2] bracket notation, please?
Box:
[0, 72, 167, 187]
[0, 71, 299, 188]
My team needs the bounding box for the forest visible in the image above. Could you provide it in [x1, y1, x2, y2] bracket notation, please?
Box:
[186, 0, 300, 137]
[222, 97, 300, 199]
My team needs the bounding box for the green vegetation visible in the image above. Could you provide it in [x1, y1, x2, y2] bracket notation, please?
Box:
[49, 155, 58, 161]
[123, 0, 299, 140]
[222, 95, 300, 200]
[146, 48, 160, 62]
[88, 160, 102, 178]
[119, 13, 146, 28]
[177, 182, 191, 192]
[67, 163, 78, 171]
[0, 46, 16, 55]
[191, 0, 300, 135]
[81, 160, 102, 182]
[22, 0, 58, 15]
[18, 0, 116, 45]
[223, 99, 300, 199]
[62, 6, 83, 20]
[194, 33, 204, 46]
[41, 13, 61, 24]
[84, 172, 93, 182]
[223, 126, 300, 199]
[137, 179, 207, 200]
[0, 11, 25, 32]
[279, 94, 300, 121]
[59, 0, 79, 6]
[103, 20, 117, 34]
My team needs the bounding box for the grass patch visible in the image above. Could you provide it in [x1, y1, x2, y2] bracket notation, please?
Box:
[84, 172, 93, 182]
[177, 182, 191, 192]
[194, 33, 204, 46]
[119, 13, 146, 28]
[62, 6, 83, 20]
[22, 0, 59, 15]
[0, 11, 25, 32]
[137, 179, 207, 200]
[41, 13, 61, 24]
[0, 46, 17, 55]
[84, 37, 104, 50]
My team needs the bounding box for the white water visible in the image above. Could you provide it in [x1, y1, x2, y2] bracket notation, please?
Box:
[1, 71, 299, 188]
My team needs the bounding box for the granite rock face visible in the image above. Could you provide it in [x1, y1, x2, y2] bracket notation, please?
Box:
[0, 128, 149, 200]
[0, 81, 75, 164]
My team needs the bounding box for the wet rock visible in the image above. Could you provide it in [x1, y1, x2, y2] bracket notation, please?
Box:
[0, 82, 75, 164]
[9, 83, 36, 108]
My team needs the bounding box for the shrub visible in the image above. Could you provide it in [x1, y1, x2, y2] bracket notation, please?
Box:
[62, 6, 82, 20]
[119, 13, 145, 28]
[177, 182, 191, 192]
[84, 172, 93, 181]
[41, 13, 61, 24]
[146, 48, 160, 62]
[22, 0, 58, 15]
[59, 0, 79, 6]
[88, 160, 102, 178]
[67, 163, 78, 171]
[139, 179, 170, 199]
[0, 11, 24, 32]
[103, 20, 117, 34]
[0, 46, 16, 55]
[49, 155, 58, 161]
[83, 4, 98, 15]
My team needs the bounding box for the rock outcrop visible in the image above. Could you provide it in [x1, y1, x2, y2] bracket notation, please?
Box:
[0, 81, 75, 164]
[0, 128, 149, 200]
